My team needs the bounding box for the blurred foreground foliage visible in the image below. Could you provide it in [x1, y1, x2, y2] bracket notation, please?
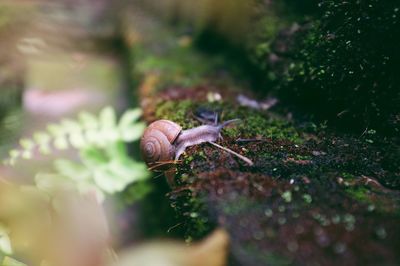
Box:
[0, 106, 150, 264]
[0, 183, 45, 266]
[0, 180, 112, 266]
[5, 107, 150, 201]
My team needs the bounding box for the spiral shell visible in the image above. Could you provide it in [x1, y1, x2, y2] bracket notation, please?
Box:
[147, 120, 182, 143]
[140, 120, 182, 169]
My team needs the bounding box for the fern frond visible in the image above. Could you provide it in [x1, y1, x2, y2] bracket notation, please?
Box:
[3, 106, 144, 165]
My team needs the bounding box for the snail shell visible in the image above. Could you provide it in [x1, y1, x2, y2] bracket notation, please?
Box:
[140, 120, 182, 168]
[146, 120, 182, 143]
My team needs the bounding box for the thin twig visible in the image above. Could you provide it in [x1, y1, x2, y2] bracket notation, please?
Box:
[208, 142, 254, 166]
[148, 160, 180, 171]
[152, 172, 166, 179]
[167, 222, 183, 233]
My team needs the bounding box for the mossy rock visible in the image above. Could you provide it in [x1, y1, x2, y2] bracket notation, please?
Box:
[128, 7, 400, 265]
[153, 95, 400, 265]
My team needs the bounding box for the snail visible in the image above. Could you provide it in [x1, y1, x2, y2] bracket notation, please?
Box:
[140, 119, 182, 169]
[140, 118, 253, 170]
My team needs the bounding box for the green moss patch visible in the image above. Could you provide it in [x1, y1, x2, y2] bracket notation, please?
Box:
[155, 99, 303, 143]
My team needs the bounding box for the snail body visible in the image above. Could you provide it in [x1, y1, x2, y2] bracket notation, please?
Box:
[140, 119, 239, 169]
[174, 120, 237, 160]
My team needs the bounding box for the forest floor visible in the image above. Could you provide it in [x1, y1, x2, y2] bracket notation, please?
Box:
[127, 6, 400, 266]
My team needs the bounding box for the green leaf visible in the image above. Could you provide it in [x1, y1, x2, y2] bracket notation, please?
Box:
[101, 128, 120, 142]
[84, 130, 101, 145]
[21, 150, 32, 160]
[120, 122, 146, 142]
[109, 159, 149, 185]
[53, 159, 91, 181]
[33, 132, 51, 146]
[19, 139, 34, 150]
[38, 144, 51, 155]
[54, 136, 69, 150]
[69, 132, 86, 148]
[93, 167, 123, 194]
[8, 150, 20, 159]
[105, 141, 127, 160]
[118, 109, 142, 130]
[61, 119, 81, 134]
[80, 147, 109, 167]
[47, 123, 64, 137]
[5, 107, 151, 199]
[78, 111, 98, 130]
[99, 106, 117, 129]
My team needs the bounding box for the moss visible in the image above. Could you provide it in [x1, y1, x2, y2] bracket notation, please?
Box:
[155, 99, 304, 143]
[341, 173, 356, 180]
[155, 100, 198, 129]
[246, 2, 298, 70]
[184, 201, 212, 241]
[346, 186, 371, 204]
[281, 0, 400, 134]
[182, 0, 400, 134]
[168, 187, 213, 241]
[211, 103, 304, 143]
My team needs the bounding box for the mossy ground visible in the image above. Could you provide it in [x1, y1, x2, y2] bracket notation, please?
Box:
[155, 99, 302, 143]
[128, 7, 400, 265]
[154, 90, 400, 265]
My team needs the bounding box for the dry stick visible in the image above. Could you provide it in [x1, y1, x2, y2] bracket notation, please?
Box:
[148, 160, 180, 171]
[208, 142, 254, 166]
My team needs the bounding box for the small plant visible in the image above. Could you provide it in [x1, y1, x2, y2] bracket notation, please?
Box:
[4, 106, 150, 200]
